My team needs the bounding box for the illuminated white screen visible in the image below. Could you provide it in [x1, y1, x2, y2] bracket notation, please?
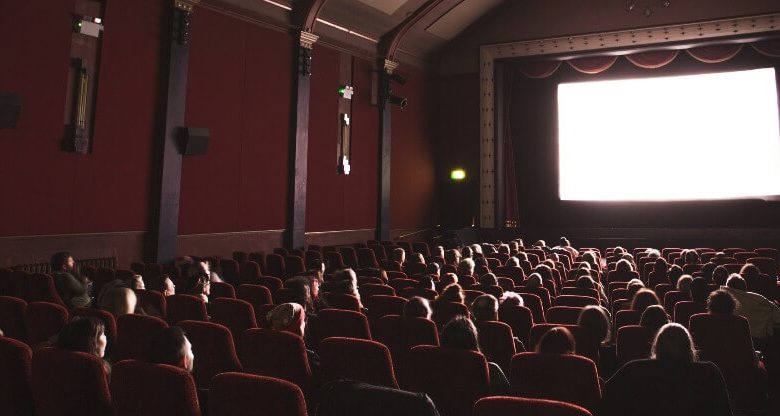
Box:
[558, 68, 780, 201]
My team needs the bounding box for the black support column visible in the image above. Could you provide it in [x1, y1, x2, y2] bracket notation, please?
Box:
[376, 59, 398, 242]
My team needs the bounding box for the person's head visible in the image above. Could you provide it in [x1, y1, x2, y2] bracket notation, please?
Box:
[505, 257, 520, 267]
[640, 305, 670, 332]
[582, 251, 598, 269]
[700, 262, 716, 283]
[526, 273, 543, 288]
[461, 246, 473, 259]
[440, 272, 458, 286]
[536, 326, 575, 354]
[613, 246, 626, 256]
[534, 264, 553, 283]
[577, 305, 611, 345]
[631, 288, 661, 314]
[306, 256, 325, 275]
[726, 274, 747, 291]
[56, 316, 107, 358]
[560, 237, 571, 247]
[410, 252, 426, 265]
[188, 272, 210, 298]
[515, 251, 528, 262]
[50, 252, 75, 272]
[676, 275, 692, 293]
[712, 265, 730, 286]
[472, 294, 499, 322]
[434, 245, 445, 258]
[644, 248, 661, 259]
[128, 274, 145, 291]
[689, 277, 709, 304]
[575, 275, 595, 289]
[739, 263, 760, 279]
[479, 273, 498, 287]
[150, 327, 194, 372]
[620, 253, 635, 264]
[392, 248, 406, 264]
[418, 275, 435, 291]
[534, 240, 547, 248]
[471, 244, 483, 254]
[438, 283, 465, 304]
[440, 316, 480, 351]
[653, 258, 669, 274]
[499, 291, 524, 308]
[162, 277, 176, 297]
[99, 286, 137, 317]
[668, 265, 684, 285]
[651, 323, 696, 363]
[426, 262, 440, 277]
[615, 259, 633, 273]
[444, 249, 461, 265]
[457, 258, 475, 276]
[626, 279, 645, 300]
[285, 276, 314, 312]
[333, 268, 357, 284]
[267, 302, 306, 337]
[404, 296, 432, 319]
[684, 249, 699, 265]
[707, 289, 738, 315]
[498, 244, 510, 255]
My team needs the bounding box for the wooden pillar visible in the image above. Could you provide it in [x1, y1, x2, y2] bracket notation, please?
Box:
[154, 0, 198, 263]
[286, 31, 318, 250]
[377, 59, 398, 242]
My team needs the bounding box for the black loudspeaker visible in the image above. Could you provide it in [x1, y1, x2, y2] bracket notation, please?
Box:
[179, 127, 209, 155]
[0, 93, 22, 129]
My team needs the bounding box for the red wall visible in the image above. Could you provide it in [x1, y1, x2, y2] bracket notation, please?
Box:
[0, 0, 164, 236]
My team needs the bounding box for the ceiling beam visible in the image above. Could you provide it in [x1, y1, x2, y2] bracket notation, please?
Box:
[379, 0, 445, 61]
[294, 0, 329, 33]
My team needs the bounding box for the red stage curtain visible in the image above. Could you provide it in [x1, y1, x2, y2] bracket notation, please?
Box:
[751, 39, 780, 58]
[625, 50, 679, 69]
[686, 44, 742, 63]
[567, 56, 618, 74]
[516, 61, 562, 79]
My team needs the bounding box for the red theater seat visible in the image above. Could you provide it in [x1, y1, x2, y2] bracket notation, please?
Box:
[319, 337, 398, 388]
[111, 359, 200, 416]
[136, 288, 168, 318]
[359, 283, 396, 298]
[167, 294, 209, 324]
[116, 314, 169, 360]
[239, 260, 263, 284]
[265, 254, 286, 279]
[284, 255, 306, 278]
[218, 258, 241, 285]
[210, 281, 236, 299]
[404, 345, 490, 416]
[24, 301, 68, 347]
[615, 325, 654, 366]
[364, 295, 407, 326]
[373, 315, 439, 383]
[27, 273, 65, 306]
[431, 301, 469, 328]
[510, 352, 601, 412]
[210, 297, 257, 344]
[236, 284, 273, 323]
[357, 248, 380, 269]
[240, 329, 314, 394]
[178, 320, 242, 389]
[0, 295, 27, 342]
[499, 304, 534, 348]
[210, 373, 307, 416]
[32, 348, 111, 416]
[673, 301, 706, 327]
[476, 320, 516, 373]
[310, 309, 371, 348]
[474, 397, 593, 416]
[546, 306, 583, 325]
[322, 292, 362, 312]
[0, 336, 34, 416]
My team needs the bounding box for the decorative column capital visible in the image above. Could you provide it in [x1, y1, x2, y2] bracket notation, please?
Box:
[383, 59, 399, 74]
[174, 0, 199, 12]
[299, 31, 319, 49]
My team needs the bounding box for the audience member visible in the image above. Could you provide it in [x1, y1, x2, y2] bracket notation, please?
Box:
[98, 285, 137, 317]
[631, 289, 661, 314]
[439, 316, 509, 395]
[676, 275, 692, 293]
[712, 265, 730, 286]
[403, 296, 432, 319]
[499, 291, 524, 308]
[688, 277, 709, 305]
[639, 305, 670, 333]
[472, 294, 499, 322]
[50, 251, 91, 308]
[723, 275, 780, 340]
[436, 283, 465, 304]
[577, 305, 611, 346]
[536, 326, 575, 354]
[150, 326, 194, 373]
[187, 272, 211, 304]
[707, 289, 738, 315]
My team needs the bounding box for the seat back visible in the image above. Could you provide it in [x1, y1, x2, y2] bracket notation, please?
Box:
[178, 320, 242, 389]
[663, 291, 689, 314]
[476, 320, 516, 373]
[528, 324, 598, 362]
[359, 283, 395, 299]
[405, 345, 489, 416]
[111, 359, 200, 416]
[0, 337, 34, 416]
[499, 304, 534, 347]
[746, 257, 777, 276]
[218, 259, 240, 285]
[24, 301, 68, 346]
[319, 337, 398, 388]
[474, 397, 593, 416]
[560, 287, 599, 300]
[240, 329, 314, 393]
[239, 260, 263, 284]
[265, 254, 286, 279]
[373, 315, 439, 382]
[400, 287, 438, 300]
[322, 292, 362, 312]
[210, 297, 257, 344]
[357, 248, 380, 269]
[167, 294, 208, 324]
[136, 289, 167, 318]
[210, 281, 236, 300]
[510, 352, 601, 412]
[27, 273, 65, 306]
[515, 286, 551, 310]
[364, 295, 407, 326]
[431, 301, 469, 328]
[614, 310, 641, 331]
[32, 348, 111, 416]
[210, 373, 307, 416]
[0, 295, 28, 342]
[116, 314, 169, 360]
[311, 309, 371, 348]
[615, 325, 654, 366]
[284, 256, 306, 278]
[236, 284, 273, 323]
[673, 301, 706, 327]
[547, 306, 583, 325]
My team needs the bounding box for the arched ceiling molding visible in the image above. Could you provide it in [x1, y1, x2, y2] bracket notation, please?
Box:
[294, 0, 329, 33]
[379, 0, 446, 63]
[478, 12, 780, 228]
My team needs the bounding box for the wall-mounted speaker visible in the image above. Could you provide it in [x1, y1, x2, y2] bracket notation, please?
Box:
[0, 93, 22, 129]
[179, 127, 209, 155]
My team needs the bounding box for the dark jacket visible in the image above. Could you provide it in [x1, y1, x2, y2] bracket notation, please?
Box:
[600, 359, 732, 416]
[316, 380, 440, 416]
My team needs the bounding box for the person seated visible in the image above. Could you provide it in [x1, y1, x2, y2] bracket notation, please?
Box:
[188, 258, 223, 283]
[186, 272, 210, 305]
[648, 258, 670, 287]
[722, 275, 780, 340]
[688, 277, 709, 306]
[600, 323, 732, 416]
[56, 316, 110, 374]
[444, 249, 461, 266]
[404, 296, 432, 320]
[425, 263, 440, 280]
[667, 265, 684, 287]
[712, 265, 730, 286]
[417, 275, 436, 291]
[127, 274, 145, 291]
[267, 302, 320, 379]
[581, 251, 599, 271]
[499, 291, 524, 308]
[392, 248, 406, 265]
[285, 276, 318, 317]
[472, 294, 499, 323]
[150, 326, 195, 373]
[676, 275, 693, 293]
[577, 305, 611, 347]
[533, 264, 558, 297]
[440, 316, 509, 395]
[50, 251, 91, 308]
[435, 283, 465, 305]
[331, 268, 364, 311]
[525, 273, 543, 289]
[640, 305, 670, 333]
[98, 284, 138, 317]
[631, 289, 661, 315]
[700, 262, 717, 283]
[148, 274, 176, 297]
[536, 326, 575, 354]
[440, 272, 458, 286]
[457, 258, 476, 280]
[707, 288, 738, 315]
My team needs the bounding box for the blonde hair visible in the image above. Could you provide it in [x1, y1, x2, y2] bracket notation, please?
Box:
[651, 323, 697, 363]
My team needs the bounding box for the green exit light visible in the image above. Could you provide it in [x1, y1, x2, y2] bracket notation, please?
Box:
[450, 168, 466, 181]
